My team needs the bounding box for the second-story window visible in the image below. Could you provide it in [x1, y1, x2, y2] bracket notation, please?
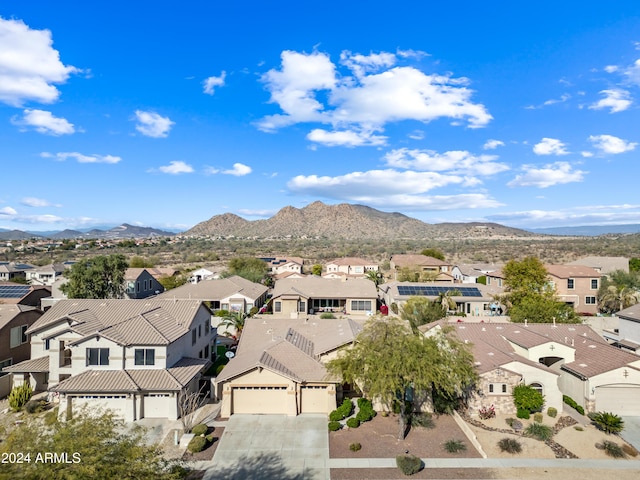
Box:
[567, 278, 575, 289]
[86, 348, 109, 366]
[591, 279, 598, 289]
[134, 348, 155, 365]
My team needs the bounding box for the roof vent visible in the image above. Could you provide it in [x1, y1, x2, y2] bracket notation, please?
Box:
[588, 345, 596, 348]
[488, 352, 494, 356]
[579, 363, 588, 367]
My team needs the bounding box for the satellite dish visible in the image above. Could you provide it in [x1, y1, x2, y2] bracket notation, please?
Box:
[225, 351, 235, 359]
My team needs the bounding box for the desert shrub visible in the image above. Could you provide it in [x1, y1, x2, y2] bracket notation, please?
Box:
[576, 405, 585, 415]
[346, 417, 360, 428]
[505, 417, 515, 427]
[396, 453, 422, 475]
[511, 420, 523, 432]
[328, 421, 341, 431]
[524, 422, 553, 441]
[497, 437, 522, 454]
[533, 412, 543, 423]
[411, 412, 435, 429]
[622, 444, 639, 457]
[349, 442, 362, 452]
[24, 399, 48, 414]
[516, 408, 530, 419]
[547, 407, 557, 418]
[589, 411, 624, 434]
[43, 408, 59, 426]
[355, 398, 376, 423]
[562, 394, 585, 415]
[8, 383, 33, 411]
[329, 398, 354, 422]
[478, 404, 496, 420]
[329, 410, 343, 422]
[191, 424, 208, 436]
[390, 303, 399, 314]
[187, 435, 208, 453]
[574, 426, 584, 431]
[512, 384, 544, 413]
[596, 440, 626, 458]
[443, 439, 466, 453]
[205, 433, 215, 443]
[320, 312, 335, 319]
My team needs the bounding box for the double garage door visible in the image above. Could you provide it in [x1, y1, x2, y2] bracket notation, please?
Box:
[595, 385, 640, 415]
[231, 385, 330, 414]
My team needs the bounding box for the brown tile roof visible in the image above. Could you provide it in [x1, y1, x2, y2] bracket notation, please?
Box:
[545, 264, 601, 279]
[27, 299, 206, 346]
[2, 356, 49, 373]
[327, 257, 375, 267]
[0, 304, 38, 330]
[391, 254, 450, 268]
[616, 304, 640, 323]
[51, 370, 139, 393]
[156, 275, 267, 301]
[272, 276, 377, 300]
[566, 256, 629, 275]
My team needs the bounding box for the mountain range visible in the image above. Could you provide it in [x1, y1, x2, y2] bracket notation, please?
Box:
[0, 224, 176, 241]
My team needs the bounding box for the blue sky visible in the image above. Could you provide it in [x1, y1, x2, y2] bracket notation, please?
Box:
[2, 2, 640, 232]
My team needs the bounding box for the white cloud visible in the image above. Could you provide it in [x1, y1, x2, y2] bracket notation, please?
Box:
[256, 49, 491, 140]
[21, 197, 60, 208]
[306, 128, 387, 147]
[12, 109, 75, 135]
[507, 162, 586, 188]
[482, 139, 505, 150]
[604, 65, 619, 73]
[203, 71, 226, 95]
[624, 59, 640, 85]
[0, 17, 78, 106]
[589, 89, 632, 113]
[133, 110, 174, 138]
[542, 93, 570, 106]
[158, 161, 193, 174]
[40, 151, 121, 164]
[222, 163, 252, 176]
[0, 206, 17, 216]
[588, 134, 637, 154]
[488, 205, 640, 228]
[384, 148, 509, 176]
[408, 130, 424, 140]
[533, 137, 569, 155]
[581, 151, 594, 157]
[237, 209, 276, 217]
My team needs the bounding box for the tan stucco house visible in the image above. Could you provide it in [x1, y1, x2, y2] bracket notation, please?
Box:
[546, 264, 601, 315]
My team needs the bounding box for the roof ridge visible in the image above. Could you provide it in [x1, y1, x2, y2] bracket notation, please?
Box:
[285, 327, 314, 356]
[259, 350, 302, 382]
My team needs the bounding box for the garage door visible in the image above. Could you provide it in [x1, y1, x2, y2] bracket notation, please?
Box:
[300, 386, 328, 413]
[232, 386, 288, 414]
[72, 394, 130, 420]
[143, 393, 172, 418]
[596, 385, 640, 415]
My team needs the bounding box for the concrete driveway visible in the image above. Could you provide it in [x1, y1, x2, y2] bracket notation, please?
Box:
[203, 414, 329, 480]
[621, 417, 640, 450]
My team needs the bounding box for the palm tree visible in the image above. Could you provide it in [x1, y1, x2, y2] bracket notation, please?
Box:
[218, 311, 248, 339]
[365, 269, 383, 286]
[600, 285, 639, 313]
[437, 289, 460, 313]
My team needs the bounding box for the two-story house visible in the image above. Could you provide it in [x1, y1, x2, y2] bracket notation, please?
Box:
[324, 257, 378, 278]
[389, 254, 454, 282]
[546, 264, 601, 315]
[124, 268, 166, 299]
[26, 263, 66, 286]
[3, 299, 214, 421]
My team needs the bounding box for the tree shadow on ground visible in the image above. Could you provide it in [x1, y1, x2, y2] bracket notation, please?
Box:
[201, 452, 307, 480]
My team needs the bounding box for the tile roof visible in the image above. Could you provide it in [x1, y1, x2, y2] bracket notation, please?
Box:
[391, 254, 450, 268]
[27, 299, 206, 346]
[616, 304, 640, 323]
[545, 264, 601, 278]
[272, 276, 378, 300]
[156, 275, 267, 301]
[0, 304, 38, 330]
[566, 256, 629, 275]
[327, 257, 376, 267]
[2, 356, 49, 373]
[215, 316, 362, 384]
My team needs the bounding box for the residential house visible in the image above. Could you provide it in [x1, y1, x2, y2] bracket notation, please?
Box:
[270, 276, 378, 316]
[26, 263, 66, 286]
[0, 282, 52, 308]
[603, 304, 640, 355]
[546, 264, 601, 315]
[324, 257, 378, 277]
[0, 304, 43, 388]
[124, 268, 165, 299]
[566, 256, 629, 275]
[378, 281, 505, 317]
[261, 257, 304, 276]
[451, 263, 503, 284]
[156, 275, 268, 314]
[189, 267, 219, 283]
[389, 254, 454, 282]
[423, 321, 640, 416]
[3, 299, 214, 421]
[0, 262, 34, 282]
[215, 316, 363, 416]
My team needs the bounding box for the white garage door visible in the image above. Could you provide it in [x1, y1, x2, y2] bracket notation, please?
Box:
[143, 393, 172, 418]
[232, 386, 288, 414]
[596, 385, 640, 415]
[72, 394, 130, 420]
[300, 386, 328, 413]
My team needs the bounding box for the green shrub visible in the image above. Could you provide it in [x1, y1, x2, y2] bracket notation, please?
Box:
[589, 411, 624, 434]
[8, 383, 33, 411]
[44, 408, 59, 426]
[390, 303, 399, 314]
[215, 364, 225, 375]
[576, 405, 585, 415]
[574, 426, 584, 431]
[622, 443, 639, 457]
[320, 312, 335, 319]
[497, 437, 522, 454]
[205, 433, 215, 443]
[516, 408, 530, 419]
[329, 410, 343, 422]
[524, 422, 553, 441]
[24, 399, 48, 414]
[249, 306, 259, 316]
[596, 440, 626, 458]
[563, 395, 584, 414]
[355, 398, 376, 423]
[349, 442, 362, 452]
[512, 384, 544, 413]
[346, 417, 360, 428]
[328, 421, 341, 431]
[187, 435, 208, 453]
[547, 407, 557, 418]
[411, 412, 435, 429]
[395, 453, 422, 475]
[443, 439, 466, 453]
[505, 417, 515, 427]
[533, 412, 543, 423]
[191, 424, 208, 436]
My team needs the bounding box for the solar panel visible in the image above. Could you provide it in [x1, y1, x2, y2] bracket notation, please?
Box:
[0, 285, 31, 298]
[396, 285, 482, 297]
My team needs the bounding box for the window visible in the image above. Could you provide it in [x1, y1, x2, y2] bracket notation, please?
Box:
[274, 301, 281, 313]
[585, 296, 597, 305]
[530, 382, 543, 395]
[192, 328, 197, 345]
[10, 325, 28, 348]
[205, 321, 210, 335]
[204, 345, 209, 359]
[350, 300, 372, 311]
[591, 279, 598, 289]
[0, 358, 12, 374]
[134, 348, 155, 365]
[298, 300, 306, 313]
[198, 324, 202, 338]
[86, 348, 109, 366]
[489, 384, 494, 393]
[136, 281, 140, 293]
[567, 278, 575, 289]
[502, 384, 507, 393]
[45, 338, 50, 350]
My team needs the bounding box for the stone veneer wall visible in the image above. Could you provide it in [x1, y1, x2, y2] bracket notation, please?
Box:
[468, 369, 521, 415]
